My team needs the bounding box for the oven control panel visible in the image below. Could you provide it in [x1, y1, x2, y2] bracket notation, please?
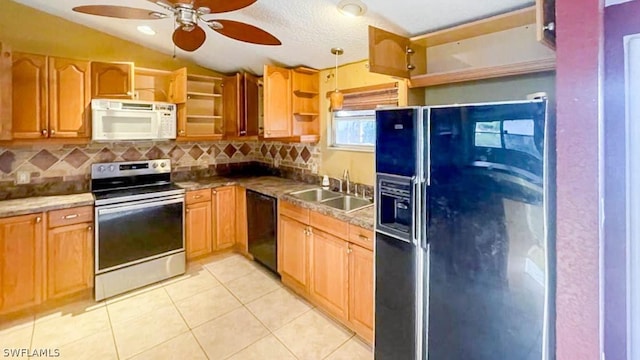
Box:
[91, 159, 171, 179]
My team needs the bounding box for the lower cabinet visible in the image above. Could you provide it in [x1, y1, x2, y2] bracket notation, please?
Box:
[278, 200, 374, 343]
[185, 186, 238, 260]
[185, 199, 213, 260]
[0, 213, 44, 314]
[279, 215, 309, 292]
[309, 229, 349, 320]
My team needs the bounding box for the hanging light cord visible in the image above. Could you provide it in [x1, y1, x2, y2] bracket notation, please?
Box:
[334, 52, 339, 92]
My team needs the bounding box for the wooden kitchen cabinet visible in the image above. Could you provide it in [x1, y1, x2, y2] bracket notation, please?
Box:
[12, 52, 91, 140]
[48, 57, 91, 138]
[46, 206, 93, 300]
[235, 186, 249, 255]
[263, 65, 292, 138]
[213, 186, 236, 250]
[91, 61, 134, 99]
[186, 199, 213, 260]
[174, 72, 224, 140]
[0, 42, 12, 140]
[309, 228, 349, 321]
[536, 0, 556, 49]
[368, 6, 556, 88]
[348, 243, 374, 343]
[11, 52, 48, 139]
[278, 215, 309, 293]
[0, 213, 44, 315]
[223, 72, 259, 138]
[291, 67, 320, 142]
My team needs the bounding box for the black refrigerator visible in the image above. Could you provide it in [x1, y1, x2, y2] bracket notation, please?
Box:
[374, 100, 553, 360]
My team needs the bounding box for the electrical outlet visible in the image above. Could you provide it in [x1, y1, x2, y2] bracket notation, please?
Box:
[274, 158, 281, 168]
[310, 163, 318, 174]
[16, 171, 30, 184]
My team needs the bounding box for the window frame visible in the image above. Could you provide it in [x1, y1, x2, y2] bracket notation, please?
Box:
[328, 109, 376, 152]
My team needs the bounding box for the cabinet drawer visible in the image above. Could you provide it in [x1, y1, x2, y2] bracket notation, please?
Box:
[48, 206, 93, 228]
[309, 211, 349, 240]
[280, 201, 309, 224]
[348, 225, 374, 251]
[186, 189, 211, 204]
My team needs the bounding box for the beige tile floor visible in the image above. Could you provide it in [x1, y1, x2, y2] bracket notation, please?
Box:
[0, 253, 373, 360]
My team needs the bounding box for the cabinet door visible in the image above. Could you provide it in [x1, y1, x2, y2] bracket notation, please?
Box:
[263, 65, 291, 138]
[223, 73, 242, 137]
[0, 43, 11, 140]
[536, 0, 556, 49]
[12, 52, 48, 139]
[235, 186, 248, 254]
[186, 201, 213, 260]
[348, 244, 374, 343]
[213, 186, 236, 250]
[278, 216, 308, 291]
[48, 57, 91, 138]
[244, 72, 259, 136]
[91, 61, 133, 99]
[369, 26, 422, 79]
[309, 229, 349, 320]
[0, 213, 43, 314]
[46, 222, 93, 299]
[169, 67, 187, 103]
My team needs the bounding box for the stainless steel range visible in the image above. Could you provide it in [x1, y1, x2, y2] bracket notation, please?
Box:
[91, 159, 185, 301]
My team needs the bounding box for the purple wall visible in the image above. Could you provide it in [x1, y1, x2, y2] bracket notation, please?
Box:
[602, 0, 640, 358]
[556, 0, 603, 358]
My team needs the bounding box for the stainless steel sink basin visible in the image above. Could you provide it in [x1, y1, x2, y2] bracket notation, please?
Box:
[320, 195, 373, 213]
[289, 188, 343, 202]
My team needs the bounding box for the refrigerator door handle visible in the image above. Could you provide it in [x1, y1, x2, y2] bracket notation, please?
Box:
[421, 183, 429, 250]
[412, 177, 419, 246]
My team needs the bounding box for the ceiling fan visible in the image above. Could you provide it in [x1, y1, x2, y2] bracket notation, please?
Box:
[72, 0, 281, 52]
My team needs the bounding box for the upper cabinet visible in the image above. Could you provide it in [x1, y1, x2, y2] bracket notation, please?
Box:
[263, 65, 319, 142]
[11, 52, 91, 140]
[170, 71, 224, 141]
[223, 72, 259, 138]
[263, 65, 292, 138]
[91, 61, 134, 99]
[368, 5, 556, 88]
[536, 0, 556, 49]
[0, 43, 11, 141]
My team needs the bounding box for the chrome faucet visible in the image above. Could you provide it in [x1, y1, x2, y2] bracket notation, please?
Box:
[343, 169, 350, 194]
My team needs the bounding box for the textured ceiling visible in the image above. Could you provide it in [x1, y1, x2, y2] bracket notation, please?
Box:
[10, 0, 533, 74]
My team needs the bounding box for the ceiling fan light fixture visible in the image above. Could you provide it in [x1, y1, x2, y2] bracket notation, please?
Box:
[137, 25, 156, 35]
[337, 0, 367, 17]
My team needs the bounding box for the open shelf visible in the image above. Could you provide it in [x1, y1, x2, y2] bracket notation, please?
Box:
[187, 92, 222, 99]
[186, 115, 222, 119]
[294, 112, 319, 117]
[294, 90, 319, 97]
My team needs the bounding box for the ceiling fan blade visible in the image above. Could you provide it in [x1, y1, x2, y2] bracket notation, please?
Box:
[148, 0, 256, 13]
[208, 20, 281, 45]
[172, 25, 207, 52]
[72, 5, 167, 19]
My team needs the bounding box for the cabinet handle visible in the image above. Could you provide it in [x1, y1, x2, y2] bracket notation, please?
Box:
[405, 46, 416, 71]
[266, 131, 271, 135]
[50, 129, 56, 136]
[212, 190, 217, 194]
[544, 22, 556, 32]
[41, 129, 48, 137]
[35, 216, 41, 223]
[307, 227, 313, 235]
[186, 208, 190, 213]
[358, 234, 369, 241]
[347, 247, 352, 254]
[63, 214, 79, 220]
[194, 195, 202, 199]
[88, 226, 92, 231]
[179, 130, 185, 135]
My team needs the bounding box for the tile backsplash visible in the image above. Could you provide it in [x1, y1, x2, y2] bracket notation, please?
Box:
[0, 140, 320, 199]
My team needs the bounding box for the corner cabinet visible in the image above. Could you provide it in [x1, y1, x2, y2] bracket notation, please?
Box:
[12, 52, 91, 140]
[0, 213, 44, 315]
[91, 61, 134, 99]
[368, 5, 556, 88]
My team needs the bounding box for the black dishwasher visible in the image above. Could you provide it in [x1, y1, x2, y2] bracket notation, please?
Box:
[247, 190, 278, 274]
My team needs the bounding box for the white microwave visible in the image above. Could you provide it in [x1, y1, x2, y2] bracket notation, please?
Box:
[91, 99, 177, 141]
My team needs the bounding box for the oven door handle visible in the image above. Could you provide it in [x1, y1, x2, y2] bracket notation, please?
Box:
[97, 196, 184, 215]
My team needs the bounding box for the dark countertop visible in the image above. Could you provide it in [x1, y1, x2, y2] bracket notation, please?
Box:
[176, 176, 375, 230]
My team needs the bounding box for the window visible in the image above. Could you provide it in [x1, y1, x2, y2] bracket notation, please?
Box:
[331, 110, 376, 150]
[328, 82, 399, 152]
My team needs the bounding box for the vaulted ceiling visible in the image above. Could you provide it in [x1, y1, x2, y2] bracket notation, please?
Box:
[11, 0, 540, 74]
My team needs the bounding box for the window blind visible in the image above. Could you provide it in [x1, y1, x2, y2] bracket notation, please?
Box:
[327, 82, 399, 111]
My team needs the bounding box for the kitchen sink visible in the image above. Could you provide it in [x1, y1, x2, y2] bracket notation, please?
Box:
[320, 195, 373, 213]
[289, 188, 343, 202]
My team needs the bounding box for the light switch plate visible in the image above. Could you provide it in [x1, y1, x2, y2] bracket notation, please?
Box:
[16, 171, 30, 184]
